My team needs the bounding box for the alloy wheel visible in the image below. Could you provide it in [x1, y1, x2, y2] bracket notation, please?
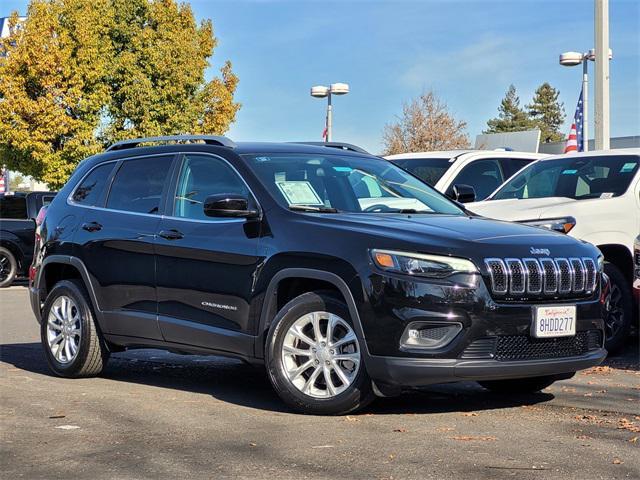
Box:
[0, 253, 10, 282]
[604, 283, 624, 342]
[281, 311, 361, 398]
[46, 295, 82, 364]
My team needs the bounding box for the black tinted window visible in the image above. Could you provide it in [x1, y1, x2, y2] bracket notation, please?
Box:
[106, 156, 173, 214]
[72, 163, 115, 206]
[393, 158, 451, 185]
[173, 154, 248, 220]
[0, 196, 28, 219]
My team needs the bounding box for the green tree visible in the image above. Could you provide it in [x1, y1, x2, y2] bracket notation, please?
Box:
[527, 82, 565, 143]
[382, 90, 470, 155]
[0, 0, 240, 189]
[484, 85, 535, 134]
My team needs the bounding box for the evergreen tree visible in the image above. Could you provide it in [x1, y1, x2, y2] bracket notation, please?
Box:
[527, 82, 566, 143]
[484, 85, 535, 134]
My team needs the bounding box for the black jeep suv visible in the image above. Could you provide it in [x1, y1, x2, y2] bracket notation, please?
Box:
[30, 135, 608, 414]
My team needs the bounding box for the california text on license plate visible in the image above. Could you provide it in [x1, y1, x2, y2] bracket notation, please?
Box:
[533, 305, 577, 338]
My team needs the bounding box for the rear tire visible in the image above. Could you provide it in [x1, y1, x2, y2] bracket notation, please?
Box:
[266, 291, 375, 415]
[478, 375, 562, 394]
[41, 279, 109, 377]
[0, 246, 18, 288]
[603, 262, 632, 354]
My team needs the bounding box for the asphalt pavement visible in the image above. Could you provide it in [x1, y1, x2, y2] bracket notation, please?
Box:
[1, 283, 638, 479]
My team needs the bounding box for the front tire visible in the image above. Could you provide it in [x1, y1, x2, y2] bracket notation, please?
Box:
[266, 291, 374, 415]
[0, 246, 18, 288]
[479, 375, 562, 394]
[603, 262, 632, 353]
[40, 279, 109, 377]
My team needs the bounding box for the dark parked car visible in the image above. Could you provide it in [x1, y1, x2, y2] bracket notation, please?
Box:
[0, 191, 56, 287]
[30, 136, 608, 414]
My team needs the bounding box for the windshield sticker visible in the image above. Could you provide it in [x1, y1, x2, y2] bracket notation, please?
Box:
[562, 169, 578, 175]
[620, 162, 637, 173]
[276, 181, 324, 205]
[333, 166, 353, 173]
[600, 192, 614, 199]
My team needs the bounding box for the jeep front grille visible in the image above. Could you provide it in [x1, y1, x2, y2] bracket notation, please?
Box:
[485, 257, 597, 299]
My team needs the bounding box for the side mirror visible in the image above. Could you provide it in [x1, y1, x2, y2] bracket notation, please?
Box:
[203, 194, 259, 218]
[452, 184, 476, 204]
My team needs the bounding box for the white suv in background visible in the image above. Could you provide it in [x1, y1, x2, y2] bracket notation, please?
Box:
[386, 150, 547, 203]
[469, 149, 640, 352]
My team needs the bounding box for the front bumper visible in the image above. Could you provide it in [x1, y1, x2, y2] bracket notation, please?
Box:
[366, 348, 606, 388]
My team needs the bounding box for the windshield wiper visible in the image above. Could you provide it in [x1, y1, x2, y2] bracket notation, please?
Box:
[289, 205, 339, 213]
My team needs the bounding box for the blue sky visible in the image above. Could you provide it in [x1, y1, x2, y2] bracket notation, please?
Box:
[4, 0, 640, 153]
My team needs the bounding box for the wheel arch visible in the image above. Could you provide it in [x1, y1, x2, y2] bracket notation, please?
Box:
[598, 244, 633, 284]
[34, 256, 102, 326]
[255, 268, 367, 359]
[0, 236, 24, 269]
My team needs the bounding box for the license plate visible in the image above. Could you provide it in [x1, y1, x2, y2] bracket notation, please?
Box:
[533, 305, 576, 338]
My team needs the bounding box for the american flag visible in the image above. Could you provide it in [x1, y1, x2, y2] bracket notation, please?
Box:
[564, 89, 584, 154]
[0, 168, 7, 193]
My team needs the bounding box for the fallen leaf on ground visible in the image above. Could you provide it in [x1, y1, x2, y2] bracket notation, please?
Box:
[629, 436, 638, 444]
[249, 442, 257, 447]
[393, 428, 407, 433]
[612, 458, 623, 465]
[618, 418, 640, 433]
[344, 415, 359, 422]
[462, 412, 478, 417]
[452, 435, 496, 442]
[582, 366, 612, 375]
[575, 434, 592, 440]
[436, 427, 455, 432]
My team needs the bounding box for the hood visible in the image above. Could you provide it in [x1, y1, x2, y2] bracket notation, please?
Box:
[467, 197, 577, 221]
[306, 213, 596, 260]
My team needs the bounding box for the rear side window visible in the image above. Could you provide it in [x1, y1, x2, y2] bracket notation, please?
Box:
[0, 196, 28, 219]
[72, 163, 115, 206]
[393, 158, 451, 185]
[106, 156, 174, 214]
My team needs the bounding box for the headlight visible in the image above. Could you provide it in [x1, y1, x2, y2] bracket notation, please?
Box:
[371, 249, 478, 278]
[522, 216, 576, 234]
[597, 254, 604, 272]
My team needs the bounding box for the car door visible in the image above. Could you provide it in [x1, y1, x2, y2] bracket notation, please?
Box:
[73, 154, 175, 340]
[155, 152, 263, 355]
[447, 158, 505, 201]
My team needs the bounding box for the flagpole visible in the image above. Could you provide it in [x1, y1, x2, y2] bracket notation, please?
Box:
[582, 59, 589, 152]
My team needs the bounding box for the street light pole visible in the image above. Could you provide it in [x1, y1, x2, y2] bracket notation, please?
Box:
[326, 91, 333, 142]
[594, 0, 610, 150]
[310, 83, 349, 142]
[582, 59, 589, 152]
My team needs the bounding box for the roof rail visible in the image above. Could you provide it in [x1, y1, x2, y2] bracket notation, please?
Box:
[290, 141, 369, 154]
[106, 135, 236, 152]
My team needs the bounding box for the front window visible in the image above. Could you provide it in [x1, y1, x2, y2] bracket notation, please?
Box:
[392, 158, 450, 186]
[492, 155, 639, 201]
[243, 153, 464, 215]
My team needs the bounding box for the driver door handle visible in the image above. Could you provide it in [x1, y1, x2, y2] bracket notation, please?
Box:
[158, 229, 184, 241]
[81, 221, 102, 232]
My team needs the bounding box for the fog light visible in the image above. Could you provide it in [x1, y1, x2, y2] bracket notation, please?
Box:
[400, 322, 462, 349]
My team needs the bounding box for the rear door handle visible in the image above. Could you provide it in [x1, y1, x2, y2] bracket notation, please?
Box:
[158, 229, 184, 240]
[81, 221, 102, 232]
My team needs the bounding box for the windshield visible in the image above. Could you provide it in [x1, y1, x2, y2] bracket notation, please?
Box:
[392, 158, 451, 185]
[492, 155, 639, 201]
[243, 153, 464, 215]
